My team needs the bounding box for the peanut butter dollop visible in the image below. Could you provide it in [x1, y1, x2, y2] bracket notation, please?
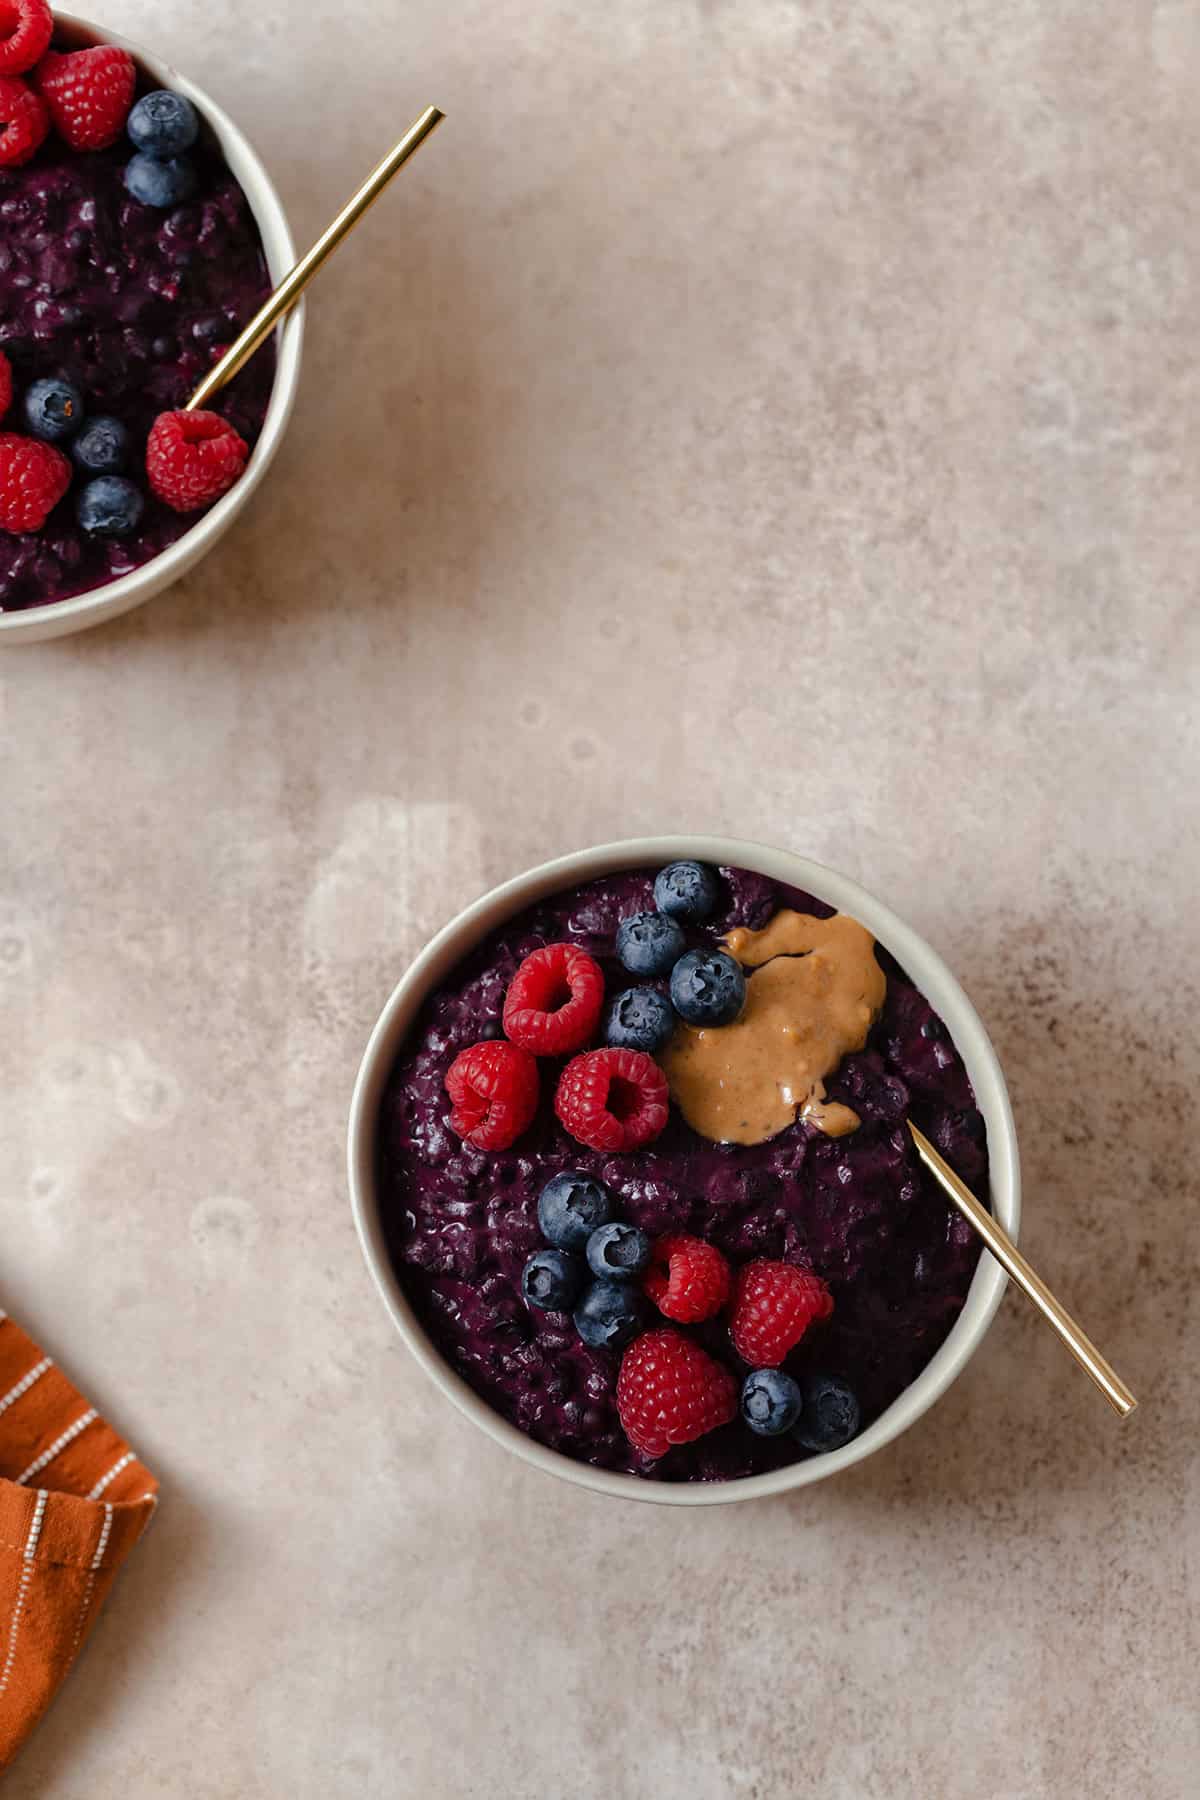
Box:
[658, 910, 887, 1145]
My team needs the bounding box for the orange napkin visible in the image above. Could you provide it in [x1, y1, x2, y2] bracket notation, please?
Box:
[0, 1310, 157, 1771]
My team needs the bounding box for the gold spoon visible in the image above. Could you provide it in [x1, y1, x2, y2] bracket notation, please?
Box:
[908, 1122, 1136, 1418]
[186, 104, 445, 412]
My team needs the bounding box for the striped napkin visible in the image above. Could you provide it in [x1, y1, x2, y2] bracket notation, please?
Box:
[0, 1310, 157, 1771]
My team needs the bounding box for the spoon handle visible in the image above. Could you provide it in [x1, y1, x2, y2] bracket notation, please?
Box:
[186, 104, 445, 411]
[908, 1122, 1137, 1418]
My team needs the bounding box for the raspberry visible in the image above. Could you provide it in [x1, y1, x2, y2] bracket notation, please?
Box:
[727, 1259, 834, 1367]
[0, 431, 69, 531]
[554, 1047, 668, 1153]
[444, 1039, 539, 1151]
[0, 351, 11, 424]
[0, 72, 46, 165]
[643, 1234, 731, 1323]
[35, 46, 135, 151]
[616, 1329, 737, 1459]
[502, 942, 605, 1056]
[0, 0, 51, 76]
[146, 409, 249, 513]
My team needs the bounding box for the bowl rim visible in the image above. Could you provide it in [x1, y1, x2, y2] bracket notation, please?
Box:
[348, 835, 1021, 1506]
[0, 9, 303, 640]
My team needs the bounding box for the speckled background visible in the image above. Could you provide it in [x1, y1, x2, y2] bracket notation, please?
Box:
[0, 1, 1196, 1794]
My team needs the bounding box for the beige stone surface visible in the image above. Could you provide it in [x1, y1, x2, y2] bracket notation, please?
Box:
[1, 0, 1197, 1792]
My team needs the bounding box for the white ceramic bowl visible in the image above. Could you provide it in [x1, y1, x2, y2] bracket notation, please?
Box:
[349, 837, 1021, 1506]
[0, 12, 303, 645]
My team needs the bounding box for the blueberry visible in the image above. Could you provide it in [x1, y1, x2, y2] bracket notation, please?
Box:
[124, 153, 198, 209]
[603, 985, 675, 1054]
[920, 1015, 947, 1042]
[573, 1280, 647, 1350]
[477, 1018, 505, 1041]
[24, 376, 83, 442]
[958, 1106, 987, 1143]
[521, 1249, 584, 1313]
[585, 1221, 651, 1282]
[669, 949, 746, 1027]
[128, 91, 200, 158]
[76, 477, 145, 538]
[615, 911, 685, 977]
[653, 860, 721, 922]
[794, 1375, 861, 1452]
[741, 1368, 804, 1436]
[72, 415, 130, 474]
[537, 1171, 613, 1251]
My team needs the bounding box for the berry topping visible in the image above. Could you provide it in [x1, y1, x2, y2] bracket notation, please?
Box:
[0, 0, 50, 76]
[794, 1374, 861, 1452]
[0, 431, 69, 531]
[521, 1248, 584, 1313]
[0, 351, 11, 424]
[72, 415, 130, 474]
[669, 948, 746, 1027]
[602, 985, 675, 1054]
[615, 910, 685, 977]
[585, 1221, 651, 1282]
[0, 74, 47, 166]
[653, 860, 720, 922]
[123, 150, 197, 209]
[643, 1233, 731, 1323]
[444, 1039, 539, 1152]
[35, 46, 135, 151]
[76, 475, 144, 537]
[554, 1047, 669, 1153]
[127, 88, 199, 157]
[727, 1259, 834, 1367]
[741, 1368, 804, 1436]
[574, 1280, 648, 1351]
[537, 1171, 613, 1250]
[24, 374, 82, 443]
[616, 1328, 737, 1459]
[502, 942, 605, 1056]
[146, 408, 248, 513]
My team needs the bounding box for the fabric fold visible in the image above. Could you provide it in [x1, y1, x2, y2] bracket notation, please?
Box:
[0, 1311, 157, 1770]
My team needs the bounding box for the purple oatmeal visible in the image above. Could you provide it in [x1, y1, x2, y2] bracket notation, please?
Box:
[0, 49, 273, 613]
[379, 864, 989, 1482]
